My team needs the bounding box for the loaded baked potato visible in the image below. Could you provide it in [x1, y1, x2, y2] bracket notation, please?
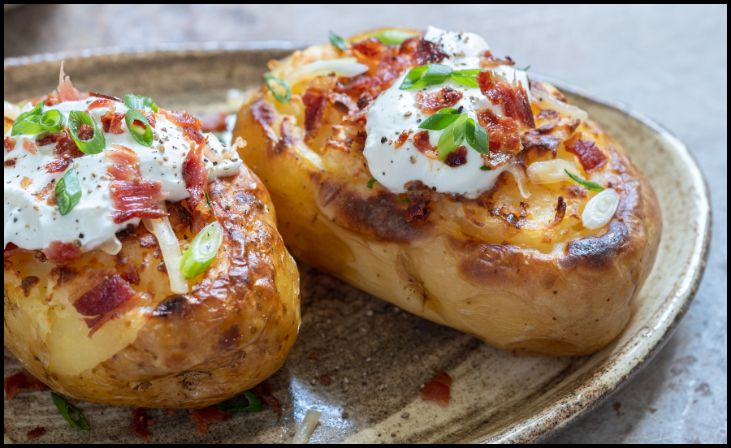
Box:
[233, 26, 661, 355]
[3, 71, 300, 407]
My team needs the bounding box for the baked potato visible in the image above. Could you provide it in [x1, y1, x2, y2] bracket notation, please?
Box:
[3, 73, 300, 407]
[233, 26, 661, 355]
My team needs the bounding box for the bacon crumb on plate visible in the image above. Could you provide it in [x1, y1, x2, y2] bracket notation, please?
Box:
[3, 370, 49, 400]
[420, 372, 452, 406]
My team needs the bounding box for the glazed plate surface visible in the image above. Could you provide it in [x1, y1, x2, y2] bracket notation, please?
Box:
[3, 43, 711, 443]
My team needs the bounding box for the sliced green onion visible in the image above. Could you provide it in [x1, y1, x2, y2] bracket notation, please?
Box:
[465, 118, 489, 154]
[52, 392, 91, 432]
[124, 110, 153, 147]
[370, 29, 418, 45]
[263, 72, 291, 103]
[180, 221, 224, 279]
[329, 31, 348, 51]
[400, 64, 452, 90]
[68, 110, 106, 154]
[10, 103, 44, 136]
[418, 107, 461, 130]
[123, 93, 158, 112]
[216, 391, 263, 413]
[480, 165, 492, 171]
[564, 170, 605, 192]
[436, 114, 468, 160]
[450, 69, 481, 88]
[55, 167, 82, 216]
[205, 192, 213, 209]
[41, 109, 65, 133]
[366, 177, 376, 189]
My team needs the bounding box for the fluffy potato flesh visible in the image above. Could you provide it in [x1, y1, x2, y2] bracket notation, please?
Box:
[233, 28, 661, 355]
[4, 166, 300, 408]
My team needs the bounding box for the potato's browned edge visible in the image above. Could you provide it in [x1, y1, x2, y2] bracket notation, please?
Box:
[4, 43, 712, 444]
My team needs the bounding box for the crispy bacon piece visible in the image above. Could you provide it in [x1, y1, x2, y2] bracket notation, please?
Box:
[445, 146, 468, 167]
[26, 427, 47, 441]
[415, 87, 463, 114]
[352, 38, 387, 59]
[190, 407, 231, 434]
[412, 130, 435, 156]
[77, 123, 94, 140]
[200, 112, 228, 133]
[143, 111, 156, 128]
[4, 159, 16, 167]
[182, 143, 208, 212]
[413, 38, 448, 65]
[394, 130, 412, 148]
[87, 98, 114, 110]
[22, 138, 37, 154]
[252, 382, 282, 417]
[480, 50, 515, 68]
[36, 130, 84, 159]
[4, 136, 16, 152]
[548, 196, 567, 228]
[101, 111, 125, 134]
[56, 65, 82, 102]
[302, 88, 326, 135]
[73, 274, 136, 328]
[250, 99, 278, 145]
[107, 146, 165, 223]
[477, 71, 534, 128]
[45, 157, 71, 173]
[477, 109, 522, 169]
[43, 241, 82, 264]
[4, 370, 49, 400]
[89, 91, 122, 102]
[521, 130, 560, 154]
[130, 408, 153, 441]
[162, 110, 204, 144]
[420, 372, 452, 406]
[566, 137, 607, 171]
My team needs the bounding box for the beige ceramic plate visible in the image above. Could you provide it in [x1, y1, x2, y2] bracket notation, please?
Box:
[3, 43, 711, 444]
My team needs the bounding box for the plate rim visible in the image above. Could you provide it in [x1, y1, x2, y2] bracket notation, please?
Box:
[3, 42, 713, 444]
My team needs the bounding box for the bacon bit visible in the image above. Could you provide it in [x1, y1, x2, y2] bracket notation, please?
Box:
[120, 264, 140, 285]
[537, 109, 560, 121]
[415, 87, 463, 114]
[329, 92, 359, 116]
[4, 136, 16, 152]
[110, 181, 165, 223]
[190, 407, 231, 435]
[477, 71, 534, 128]
[45, 157, 71, 173]
[250, 99, 279, 145]
[252, 382, 282, 417]
[107, 145, 139, 181]
[56, 64, 82, 102]
[303, 88, 326, 135]
[26, 426, 47, 440]
[414, 38, 448, 65]
[412, 130, 435, 156]
[77, 123, 94, 140]
[548, 196, 566, 228]
[130, 408, 153, 441]
[143, 111, 156, 128]
[162, 110, 204, 144]
[36, 130, 84, 159]
[480, 50, 516, 68]
[182, 143, 209, 214]
[101, 111, 125, 134]
[394, 130, 412, 148]
[22, 138, 37, 154]
[73, 274, 136, 329]
[43, 241, 82, 264]
[445, 146, 468, 167]
[87, 98, 114, 110]
[477, 109, 522, 168]
[20, 275, 40, 297]
[4, 370, 49, 400]
[492, 202, 529, 229]
[4, 159, 16, 167]
[89, 91, 122, 102]
[566, 138, 606, 171]
[521, 130, 560, 154]
[404, 197, 430, 223]
[318, 374, 332, 386]
[352, 38, 387, 59]
[420, 372, 452, 406]
[200, 112, 228, 133]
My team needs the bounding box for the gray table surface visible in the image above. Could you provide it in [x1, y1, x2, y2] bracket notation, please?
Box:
[4, 4, 727, 444]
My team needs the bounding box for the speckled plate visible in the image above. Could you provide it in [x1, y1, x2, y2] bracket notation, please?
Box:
[3, 43, 711, 444]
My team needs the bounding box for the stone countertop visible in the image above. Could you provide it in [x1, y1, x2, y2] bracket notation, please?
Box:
[4, 4, 727, 444]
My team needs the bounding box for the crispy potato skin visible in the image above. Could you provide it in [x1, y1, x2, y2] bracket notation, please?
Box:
[4, 167, 300, 408]
[232, 31, 661, 355]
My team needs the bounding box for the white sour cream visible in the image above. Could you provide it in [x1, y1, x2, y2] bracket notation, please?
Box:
[363, 26, 530, 198]
[4, 98, 241, 253]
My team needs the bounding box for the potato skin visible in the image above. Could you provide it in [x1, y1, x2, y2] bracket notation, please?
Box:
[232, 31, 661, 355]
[4, 166, 300, 408]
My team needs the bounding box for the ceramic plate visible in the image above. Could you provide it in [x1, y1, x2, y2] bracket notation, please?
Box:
[3, 43, 711, 444]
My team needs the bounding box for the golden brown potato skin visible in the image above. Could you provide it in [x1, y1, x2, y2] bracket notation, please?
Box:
[4, 166, 300, 408]
[232, 29, 661, 355]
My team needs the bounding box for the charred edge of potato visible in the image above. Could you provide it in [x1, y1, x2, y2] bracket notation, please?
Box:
[3, 167, 300, 408]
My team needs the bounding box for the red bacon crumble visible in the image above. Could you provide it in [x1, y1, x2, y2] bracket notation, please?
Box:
[36, 130, 84, 159]
[162, 110, 204, 144]
[101, 111, 125, 134]
[26, 426, 47, 440]
[445, 146, 468, 167]
[415, 87, 463, 114]
[394, 130, 412, 148]
[352, 38, 386, 59]
[43, 241, 82, 264]
[477, 71, 535, 128]
[566, 138, 607, 171]
[200, 112, 228, 133]
[303, 88, 326, 134]
[56, 67, 82, 102]
[412, 130, 435, 155]
[44, 157, 71, 173]
[130, 408, 153, 441]
[477, 109, 522, 168]
[190, 407, 231, 435]
[182, 143, 208, 212]
[22, 138, 37, 154]
[107, 146, 165, 223]
[420, 372, 452, 406]
[77, 123, 94, 140]
[4, 159, 16, 167]
[4, 136, 16, 152]
[252, 382, 282, 417]
[413, 38, 448, 65]
[87, 98, 114, 110]
[73, 274, 136, 329]
[4, 370, 49, 400]
[89, 91, 122, 102]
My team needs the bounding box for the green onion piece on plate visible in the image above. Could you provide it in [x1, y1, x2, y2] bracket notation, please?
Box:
[52, 392, 91, 432]
[263, 72, 292, 103]
[124, 110, 153, 147]
[180, 221, 224, 279]
[55, 166, 83, 216]
[68, 110, 106, 154]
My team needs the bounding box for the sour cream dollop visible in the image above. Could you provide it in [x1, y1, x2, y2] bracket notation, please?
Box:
[363, 26, 530, 198]
[4, 97, 241, 253]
